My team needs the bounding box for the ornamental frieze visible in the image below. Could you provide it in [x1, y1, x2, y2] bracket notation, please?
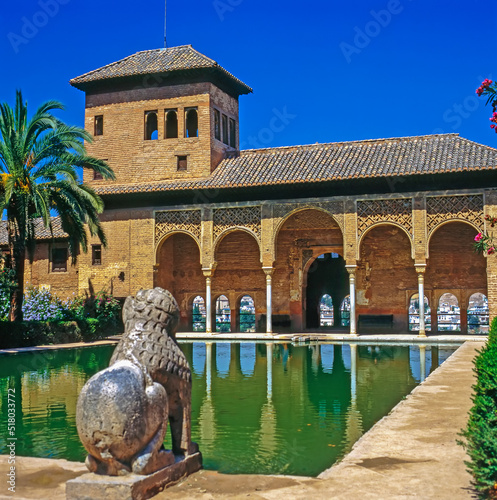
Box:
[213, 206, 262, 241]
[357, 198, 413, 237]
[273, 201, 344, 232]
[155, 210, 202, 246]
[426, 195, 484, 235]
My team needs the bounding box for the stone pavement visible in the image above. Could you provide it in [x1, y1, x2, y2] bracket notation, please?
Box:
[0, 341, 482, 500]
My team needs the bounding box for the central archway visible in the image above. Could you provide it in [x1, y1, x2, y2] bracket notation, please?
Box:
[274, 209, 343, 331]
[306, 253, 348, 329]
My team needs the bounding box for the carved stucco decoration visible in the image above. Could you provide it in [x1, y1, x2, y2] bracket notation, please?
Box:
[213, 206, 262, 243]
[357, 198, 413, 239]
[273, 201, 345, 233]
[155, 210, 202, 247]
[426, 195, 484, 236]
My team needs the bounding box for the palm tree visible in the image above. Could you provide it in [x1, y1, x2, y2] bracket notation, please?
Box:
[0, 90, 115, 321]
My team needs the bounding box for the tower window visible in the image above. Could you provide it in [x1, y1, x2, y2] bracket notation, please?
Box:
[145, 111, 158, 140]
[51, 247, 67, 272]
[92, 245, 102, 266]
[93, 158, 107, 180]
[177, 155, 188, 171]
[94, 115, 103, 136]
[214, 109, 221, 140]
[222, 114, 228, 144]
[185, 108, 198, 138]
[229, 118, 236, 148]
[165, 109, 178, 139]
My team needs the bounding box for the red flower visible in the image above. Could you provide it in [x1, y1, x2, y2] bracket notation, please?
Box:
[475, 233, 484, 242]
[488, 247, 495, 255]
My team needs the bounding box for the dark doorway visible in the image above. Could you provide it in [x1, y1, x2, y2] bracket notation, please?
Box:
[306, 253, 348, 329]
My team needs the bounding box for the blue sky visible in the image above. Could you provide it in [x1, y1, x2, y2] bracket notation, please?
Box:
[1, 0, 496, 149]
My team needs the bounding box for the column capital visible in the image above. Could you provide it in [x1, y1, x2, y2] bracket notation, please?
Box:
[415, 263, 427, 273]
[262, 266, 274, 276]
[345, 264, 357, 275]
[202, 266, 216, 278]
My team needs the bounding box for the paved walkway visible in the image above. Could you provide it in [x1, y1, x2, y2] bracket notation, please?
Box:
[0, 340, 482, 499]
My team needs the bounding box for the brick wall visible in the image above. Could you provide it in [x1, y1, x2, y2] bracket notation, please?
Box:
[356, 225, 417, 332]
[25, 241, 79, 300]
[155, 232, 205, 330]
[84, 83, 239, 185]
[77, 208, 155, 299]
[213, 230, 265, 328]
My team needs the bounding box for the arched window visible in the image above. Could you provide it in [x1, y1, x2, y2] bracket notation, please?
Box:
[340, 295, 350, 327]
[192, 296, 206, 332]
[467, 293, 489, 334]
[185, 108, 198, 138]
[437, 293, 460, 331]
[239, 295, 256, 332]
[319, 294, 334, 326]
[165, 110, 178, 138]
[408, 293, 431, 331]
[216, 295, 231, 333]
[145, 111, 158, 140]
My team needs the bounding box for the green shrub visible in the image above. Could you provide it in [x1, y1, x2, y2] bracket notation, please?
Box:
[0, 321, 83, 349]
[461, 317, 497, 499]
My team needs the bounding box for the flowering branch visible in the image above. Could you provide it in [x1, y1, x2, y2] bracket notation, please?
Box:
[476, 79, 497, 133]
[475, 215, 497, 255]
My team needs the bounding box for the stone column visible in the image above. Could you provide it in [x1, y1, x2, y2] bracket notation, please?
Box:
[203, 269, 214, 334]
[346, 265, 358, 336]
[416, 265, 427, 337]
[263, 267, 274, 334]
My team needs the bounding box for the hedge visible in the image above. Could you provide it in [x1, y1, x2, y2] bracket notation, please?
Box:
[0, 318, 121, 349]
[461, 316, 497, 499]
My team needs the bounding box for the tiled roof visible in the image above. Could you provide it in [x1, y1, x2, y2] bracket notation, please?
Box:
[0, 218, 68, 246]
[70, 45, 252, 95]
[93, 134, 497, 196]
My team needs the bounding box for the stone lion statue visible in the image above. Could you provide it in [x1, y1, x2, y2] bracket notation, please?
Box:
[76, 288, 198, 476]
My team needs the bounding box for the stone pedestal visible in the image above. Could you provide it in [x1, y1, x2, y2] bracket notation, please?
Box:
[66, 452, 202, 500]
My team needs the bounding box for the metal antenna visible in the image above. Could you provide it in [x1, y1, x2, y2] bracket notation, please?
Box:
[164, 0, 167, 48]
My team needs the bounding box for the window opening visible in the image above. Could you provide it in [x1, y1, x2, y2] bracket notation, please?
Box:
[437, 293, 460, 331]
[216, 295, 231, 333]
[52, 248, 67, 272]
[94, 115, 103, 136]
[177, 155, 187, 171]
[165, 110, 178, 138]
[229, 118, 236, 148]
[192, 296, 206, 332]
[467, 293, 489, 334]
[222, 114, 228, 144]
[239, 295, 256, 332]
[340, 296, 350, 327]
[408, 293, 431, 331]
[185, 108, 198, 138]
[145, 111, 158, 140]
[92, 245, 102, 266]
[214, 109, 221, 141]
[320, 294, 334, 326]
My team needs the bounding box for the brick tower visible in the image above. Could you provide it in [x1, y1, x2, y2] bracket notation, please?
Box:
[70, 45, 252, 186]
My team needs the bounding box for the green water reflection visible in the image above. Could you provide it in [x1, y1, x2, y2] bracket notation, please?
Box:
[0, 342, 458, 476]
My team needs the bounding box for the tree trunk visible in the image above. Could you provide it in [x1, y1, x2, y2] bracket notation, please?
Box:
[9, 244, 25, 323]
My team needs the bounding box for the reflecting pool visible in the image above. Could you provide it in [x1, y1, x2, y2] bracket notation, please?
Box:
[0, 342, 459, 476]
